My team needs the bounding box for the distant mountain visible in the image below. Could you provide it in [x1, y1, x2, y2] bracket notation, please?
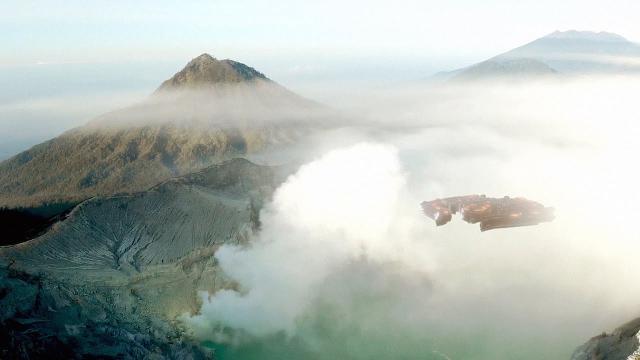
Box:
[451, 58, 557, 82]
[436, 30, 640, 81]
[497, 30, 640, 73]
[0, 54, 325, 208]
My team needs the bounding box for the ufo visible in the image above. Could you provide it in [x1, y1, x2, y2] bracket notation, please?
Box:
[421, 195, 554, 231]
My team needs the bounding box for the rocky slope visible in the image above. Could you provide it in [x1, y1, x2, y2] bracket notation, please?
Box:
[572, 318, 640, 360]
[0, 158, 292, 359]
[156, 54, 269, 90]
[0, 54, 323, 208]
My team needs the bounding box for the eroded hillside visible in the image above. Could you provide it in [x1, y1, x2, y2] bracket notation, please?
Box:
[0, 158, 292, 358]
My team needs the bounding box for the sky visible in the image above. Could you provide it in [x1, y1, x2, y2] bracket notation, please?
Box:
[1, 0, 640, 159]
[3, 0, 640, 70]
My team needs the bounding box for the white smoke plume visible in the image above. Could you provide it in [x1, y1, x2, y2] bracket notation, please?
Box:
[184, 76, 640, 359]
[188, 143, 434, 339]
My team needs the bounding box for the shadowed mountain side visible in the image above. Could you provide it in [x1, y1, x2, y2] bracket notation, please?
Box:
[0, 54, 330, 208]
[572, 318, 640, 360]
[0, 159, 292, 358]
[0, 158, 289, 277]
[0, 205, 76, 246]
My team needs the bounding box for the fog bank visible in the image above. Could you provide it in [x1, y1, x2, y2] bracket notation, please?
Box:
[189, 76, 640, 358]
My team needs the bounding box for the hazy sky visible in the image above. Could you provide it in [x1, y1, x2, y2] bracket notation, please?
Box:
[1, 0, 640, 159]
[3, 0, 639, 68]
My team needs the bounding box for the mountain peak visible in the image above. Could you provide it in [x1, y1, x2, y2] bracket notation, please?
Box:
[544, 30, 629, 42]
[156, 53, 269, 92]
[188, 53, 217, 65]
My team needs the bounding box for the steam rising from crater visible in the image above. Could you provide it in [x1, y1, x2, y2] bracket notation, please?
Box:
[186, 76, 640, 359]
[188, 143, 433, 338]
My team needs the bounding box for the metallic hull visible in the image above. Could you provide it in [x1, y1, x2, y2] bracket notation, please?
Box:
[421, 195, 554, 232]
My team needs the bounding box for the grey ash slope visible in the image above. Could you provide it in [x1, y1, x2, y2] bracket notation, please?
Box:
[1, 158, 288, 276]
[0, 158, 292, 358]
[0, 54, 323, 208]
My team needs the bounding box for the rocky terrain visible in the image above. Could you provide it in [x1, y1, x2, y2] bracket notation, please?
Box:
[572, 318, 640, 360]
[156, 55, 269, 90]
[0, 158, 292, 359]
[0, 54, 324, 208]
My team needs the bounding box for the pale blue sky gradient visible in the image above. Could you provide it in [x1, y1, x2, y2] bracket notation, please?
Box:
[3, 0, 639, 68]
[1, 0, 639, 159]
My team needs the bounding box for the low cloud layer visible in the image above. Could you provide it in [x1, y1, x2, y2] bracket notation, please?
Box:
[183, 75, 640, 359]
[188, 143, 426, 337]
[0, 91, 147, 160]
